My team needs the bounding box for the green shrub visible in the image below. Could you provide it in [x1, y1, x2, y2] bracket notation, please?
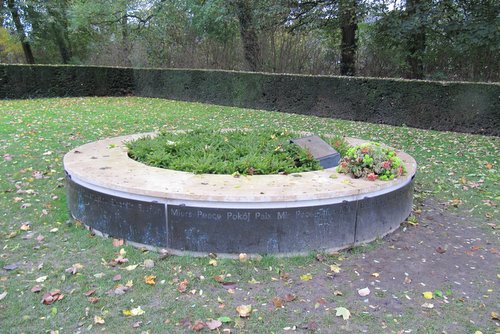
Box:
[336, 142, 406, 181]
[127, 129, 349, 175]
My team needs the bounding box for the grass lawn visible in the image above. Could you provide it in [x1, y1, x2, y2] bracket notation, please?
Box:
[0, 97, 498, 333]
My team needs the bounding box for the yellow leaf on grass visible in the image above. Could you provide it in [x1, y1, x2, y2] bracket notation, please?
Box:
[300, 273, 313, 281]
[123, 306, 145, 316]
[330, 265, 341, 273]
[144, 275, 156, 285]
[94, 315, 105, 324]
[236, 304, 252, 318]
[125, 264, 138, 271]
[423, 291, 433, 299]
[209, 259, 218, 266]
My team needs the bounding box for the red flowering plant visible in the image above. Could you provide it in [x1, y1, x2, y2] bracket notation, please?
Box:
[336, 142, 406, 181]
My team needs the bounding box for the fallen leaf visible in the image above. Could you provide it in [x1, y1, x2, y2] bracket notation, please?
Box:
[112, 239, 124, 247]
[213, 275, 225, 283]
[283, 293, 296, 302]
[421, 302, 434, 309]
[333, 290, 343, 296]
[236, 304, 252, 318]
[280, 271, 290, 280]
[209, 259, 218, 266]
[20, 223, 30, 231]
[177, 279, 189, 293]
[192, 320, 205, 331]
[41, 290, 64, 305]
[492, 312, 499, 321]
[35, 276, 48, 283]
[143, 259, 154, 268]
[31, 285, 42, 293]
[371, 272, 380, 278]
[65, 263, 83, 275]
[113, 284, 129, 295]
[330, 264, 341, 273]
[113, 274, 121, 281]
[248, 277, 260, 284]
[94, 315, 105, 324]
[124, 264, 138, 271]
[423, 291, 433, 299]
[358, 287, 370, 297]
[272, 297, 284, 308]
[239, 253, 248, 262]
[144, 275, 156, 285]
[178, 317, 192, 328]
[206, 319, 222, 330]
[49, 228, 58, 233]
[435, 246, 446, 254]
[335, 307, 351, 320]
[122, 306, 145, 316]
[132, 321, 142, 328]
[88, 297, 99, 303]
[217, 316, 232, 323]
[0, 291, 7, 301]
[300, 273, 313, 281]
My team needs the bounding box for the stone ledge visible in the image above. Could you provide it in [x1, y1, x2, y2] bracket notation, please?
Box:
[64, 133, 416, 255]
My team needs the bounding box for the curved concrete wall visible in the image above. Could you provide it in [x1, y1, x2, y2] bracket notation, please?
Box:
[64, 134, 416, 256]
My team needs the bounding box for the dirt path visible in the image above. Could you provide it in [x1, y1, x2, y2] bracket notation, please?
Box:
[251, 198, 499, 333]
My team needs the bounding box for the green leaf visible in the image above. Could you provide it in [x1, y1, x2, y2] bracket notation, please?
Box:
[335, 307, 351, 320]
[217, 316, 232, 323]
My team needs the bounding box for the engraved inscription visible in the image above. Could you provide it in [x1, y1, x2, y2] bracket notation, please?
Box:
[169, 205, 344, 224]
[167, 203, 357, 253]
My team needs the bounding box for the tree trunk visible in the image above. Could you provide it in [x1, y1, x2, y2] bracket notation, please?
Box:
[405, 0, 426, 79]
[53, 30, 72, 63]
[7, 0, 35, 64]
[47, 3, 72, 64]
[121, 14, 132, 67]
[233, 0, 261, 71]
[0, 0, 5, 27]
[339, 0, 358, 76]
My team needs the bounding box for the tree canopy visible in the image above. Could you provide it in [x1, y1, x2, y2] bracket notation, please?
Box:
[0, 0, 497, 81]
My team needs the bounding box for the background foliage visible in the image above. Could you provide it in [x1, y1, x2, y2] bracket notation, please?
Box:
[0, 0, 498, 82]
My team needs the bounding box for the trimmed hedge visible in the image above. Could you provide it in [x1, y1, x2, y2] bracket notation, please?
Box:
[1, 64, 499, 135]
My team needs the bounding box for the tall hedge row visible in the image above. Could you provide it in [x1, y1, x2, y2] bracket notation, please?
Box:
[1, 64, 498, 135]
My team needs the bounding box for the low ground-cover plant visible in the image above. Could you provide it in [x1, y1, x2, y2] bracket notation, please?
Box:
[337, 142, 406, 180]
[127, 129, 349, 175]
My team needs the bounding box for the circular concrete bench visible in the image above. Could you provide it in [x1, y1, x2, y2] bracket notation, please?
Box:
[64, 134, 416, 256]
